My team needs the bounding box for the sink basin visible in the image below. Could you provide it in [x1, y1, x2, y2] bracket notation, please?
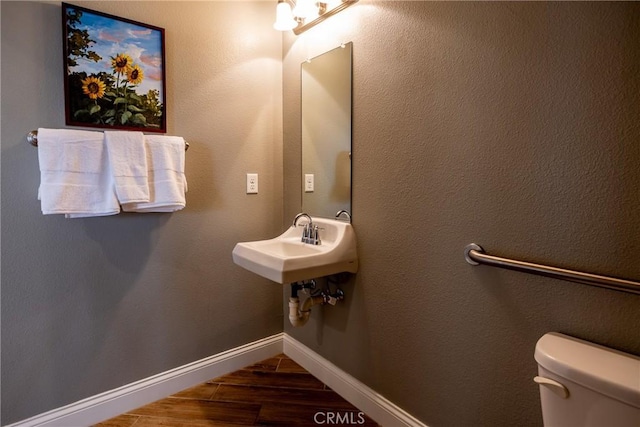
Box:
[232, 217, 358, 284]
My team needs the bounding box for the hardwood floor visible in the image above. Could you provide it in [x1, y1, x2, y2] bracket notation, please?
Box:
[95, 354, 379, 426]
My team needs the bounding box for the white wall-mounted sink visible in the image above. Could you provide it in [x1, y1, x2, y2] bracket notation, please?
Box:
[232, 217, 358, 284]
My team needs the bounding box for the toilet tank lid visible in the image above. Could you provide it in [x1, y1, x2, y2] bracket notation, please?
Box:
[535, 332, 640, 408]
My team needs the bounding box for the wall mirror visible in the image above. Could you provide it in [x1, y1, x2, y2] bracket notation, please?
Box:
[301, 42, 352, 220]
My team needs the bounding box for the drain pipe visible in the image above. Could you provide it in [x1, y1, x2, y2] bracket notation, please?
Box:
[288, 294, 325, 327]
[289, 281, 324, 328]
[289, 280, 346, 327]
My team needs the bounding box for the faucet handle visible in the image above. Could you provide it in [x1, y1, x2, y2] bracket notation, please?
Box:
[302, 223, 311, 239]
[310, 224, 322, 245]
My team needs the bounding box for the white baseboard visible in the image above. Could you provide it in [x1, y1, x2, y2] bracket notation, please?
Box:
[283, 334, 428, 427]
[8, 333, 426, 427]
[7, 333, 284, 427]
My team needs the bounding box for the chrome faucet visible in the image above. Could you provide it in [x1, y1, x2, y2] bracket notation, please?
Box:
[292, 213, 321, 245]
[293, 212, 312, 228]
[335, 209, 351, 222]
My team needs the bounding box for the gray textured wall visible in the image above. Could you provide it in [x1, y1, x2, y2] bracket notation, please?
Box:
[283, 2, 640, 426]
[1, 1, 284, 424]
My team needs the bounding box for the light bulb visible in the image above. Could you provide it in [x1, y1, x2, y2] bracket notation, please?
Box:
[292, 0, 317, 20]
[274, 0, 297, 31]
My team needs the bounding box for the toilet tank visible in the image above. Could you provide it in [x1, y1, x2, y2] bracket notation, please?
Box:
[534, 332, 640, 427]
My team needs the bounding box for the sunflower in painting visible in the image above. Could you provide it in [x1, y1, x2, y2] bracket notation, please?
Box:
[127, 64, 144, 85]
[81, 76, 106, 100]
[111, 53, 133, 73]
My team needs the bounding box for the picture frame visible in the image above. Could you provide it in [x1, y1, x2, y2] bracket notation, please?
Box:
[62, 3, 166, 132]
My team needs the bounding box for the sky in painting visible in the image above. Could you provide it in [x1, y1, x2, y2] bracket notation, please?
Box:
[70, 7, 164, 97]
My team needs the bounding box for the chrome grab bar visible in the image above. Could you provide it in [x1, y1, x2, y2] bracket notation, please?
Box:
[464, 243, 640, 295]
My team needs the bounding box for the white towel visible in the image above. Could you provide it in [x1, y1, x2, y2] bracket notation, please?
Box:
[104, 131, 150, 204]
[122, 135, 187, 213]
[37, 128, 120, 217]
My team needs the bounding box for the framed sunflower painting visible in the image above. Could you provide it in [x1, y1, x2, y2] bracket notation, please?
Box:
[62, 3, 166, 132]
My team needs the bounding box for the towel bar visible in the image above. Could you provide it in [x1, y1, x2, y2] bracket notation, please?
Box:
[464, 243, 640, 295]
[27, 130, 190, 151]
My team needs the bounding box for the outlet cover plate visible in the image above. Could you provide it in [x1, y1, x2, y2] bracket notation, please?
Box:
[304, 174, 314, 192]
[247, 173, 258, 194]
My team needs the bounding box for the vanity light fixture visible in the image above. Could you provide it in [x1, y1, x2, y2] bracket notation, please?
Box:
[273, 0, 358, 35]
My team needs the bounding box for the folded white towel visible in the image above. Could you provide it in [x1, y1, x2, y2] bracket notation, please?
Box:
[121, 135, 187, 213]
[104, 131, 150, 204]
[37, 128, 120, 217]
